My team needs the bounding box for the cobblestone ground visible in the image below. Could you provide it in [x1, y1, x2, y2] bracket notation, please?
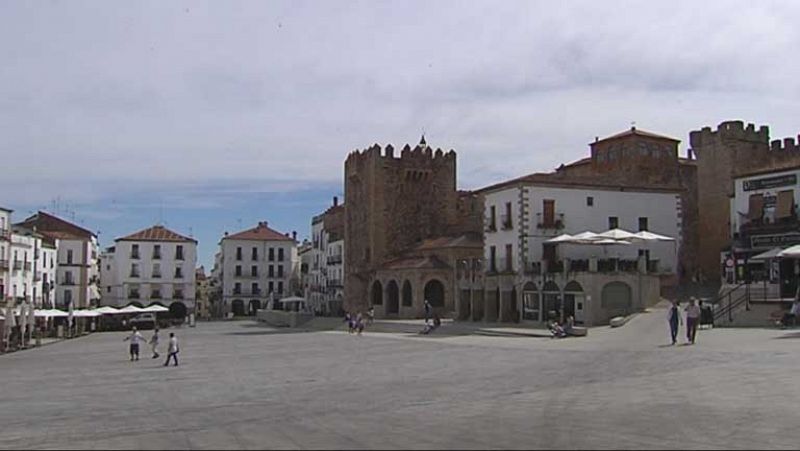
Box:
[1, 303, 799, 450]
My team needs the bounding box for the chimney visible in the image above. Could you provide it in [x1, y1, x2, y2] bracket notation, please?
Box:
[292, 231, 297, 241]
[333, 196, 338, 207]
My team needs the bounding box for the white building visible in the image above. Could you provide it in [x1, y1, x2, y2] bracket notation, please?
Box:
[307, 197, 344, 316]
[100, 225, 197, 317]
[477, 176, 681, 326]
[219, 221, 299, 316]
[16, 212, 99, 309]
[0, 207, 12, 306]
[8, 226, 41, 306]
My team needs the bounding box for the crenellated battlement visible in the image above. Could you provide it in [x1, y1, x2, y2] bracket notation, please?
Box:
[345, 140, 457, 171]
[769, 136, 800, 153]
[689, 120, 770, 149]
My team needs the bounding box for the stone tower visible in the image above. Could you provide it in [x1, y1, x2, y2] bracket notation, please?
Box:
[343, 137, 462, 313]
[689, 120, 800, 283]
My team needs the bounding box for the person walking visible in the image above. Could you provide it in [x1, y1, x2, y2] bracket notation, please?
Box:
[667, 300, 682, 345]
[123, 327, 146, 361]
[685, 297, 701, 344]
[149, 328, 160, 359]
[164, 333, 179, 367]
[423, 299, 432, 324]
[367, 307, 375, 326]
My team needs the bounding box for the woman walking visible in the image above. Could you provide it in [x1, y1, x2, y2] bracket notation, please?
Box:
[668, 300, 682, 345]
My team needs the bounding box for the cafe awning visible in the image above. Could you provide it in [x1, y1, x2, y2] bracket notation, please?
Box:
[751, 247, 784, 261]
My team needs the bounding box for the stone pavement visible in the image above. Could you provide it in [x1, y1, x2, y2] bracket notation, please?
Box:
[1, 304, 799, 450]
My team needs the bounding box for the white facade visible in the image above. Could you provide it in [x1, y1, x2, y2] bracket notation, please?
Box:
[55, 237, 99, 309]
[484, 185, 681, 274]
[309, 216, 326, 311]
[8, 227, 40, 306]
[325, 238, 344, 311]
[100, 227, 197, 312]
[0, 208, 11, 305]
[219, 222, 299, 316]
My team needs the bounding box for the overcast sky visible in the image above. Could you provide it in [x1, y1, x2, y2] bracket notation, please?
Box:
[2, 0, 799, 266]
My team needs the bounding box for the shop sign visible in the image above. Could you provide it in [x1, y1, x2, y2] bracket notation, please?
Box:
[743, 174, 797, 191]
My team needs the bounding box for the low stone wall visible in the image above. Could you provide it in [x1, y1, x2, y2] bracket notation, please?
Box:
[256, 310, 315, 328]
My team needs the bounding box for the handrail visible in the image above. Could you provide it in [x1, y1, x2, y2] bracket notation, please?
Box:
[713, 285, 751, 323]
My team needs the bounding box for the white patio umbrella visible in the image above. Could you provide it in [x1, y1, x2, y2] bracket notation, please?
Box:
[596, 228, 639, 241]
[141, 304, 169, 313]
[632, 231, 675, 242]
[72, 310, 101, 318]
[94, 306, 122, 315]
[778, 245, 800, 258]
[47, 309, 69, 318]
[545, 233, 576, 243]
[571, 231, 603, 242]
[751, 247, 783, 261]
[117, 305, 146, 314]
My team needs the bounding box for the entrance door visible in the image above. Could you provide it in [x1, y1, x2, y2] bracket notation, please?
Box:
[575, 296, 586, 324]
[563, 294, 575, 320]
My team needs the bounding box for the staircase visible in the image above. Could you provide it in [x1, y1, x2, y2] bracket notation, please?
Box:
[711, 282, 786, 327]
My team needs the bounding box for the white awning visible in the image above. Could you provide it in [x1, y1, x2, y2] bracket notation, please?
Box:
[778, 245, 800, 258]
[141, 304, 169, 313]
[94, 306, 122, 315]
[632, 231, 675, 242]
[117, 305, 146, 314]
[596, 228, 638, 240]
[751, 247, 783, 261]
[545, 233, 576, 243]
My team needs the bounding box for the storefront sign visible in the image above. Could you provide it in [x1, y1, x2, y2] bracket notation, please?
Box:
[751, 233, 800, 248]
[743, 174, 797, 191]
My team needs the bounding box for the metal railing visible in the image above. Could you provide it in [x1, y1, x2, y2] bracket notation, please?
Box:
[0, 259, 8, 270]
[713, 282, 750, 323]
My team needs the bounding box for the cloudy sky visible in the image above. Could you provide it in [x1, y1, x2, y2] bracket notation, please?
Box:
[2, 0, 799, 267]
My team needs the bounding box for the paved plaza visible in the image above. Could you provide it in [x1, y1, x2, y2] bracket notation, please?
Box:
[2, 303, 800, 450]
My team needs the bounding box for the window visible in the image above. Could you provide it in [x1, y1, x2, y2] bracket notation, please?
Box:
[152, 263, 161, 278]
[234, 282, 241, 294]
[278, 248, 284, 262]
[543, 243, 556, 262]
[151, 286, 162, 299]
[543, 199, 555, 226]
[489, 206, 497, 231]
[64, 270, 74, 285]
[175, 267, 183, 278]
[489, 246, 497, 272]
[236, 247, 242, 261]
[176, 245, 184, 260]
[502, 202, 513, 229]
[608, 216, 619, 229]
[251, 265, 258, 277]
[638, 217, 649, 232]
[131, 244, 140, 259]
[252, 282, 259, 294]
[505, 244, 513, 272]
[64, 289, 72, 306]
[278, 281, 283, 294]
[153, 245, 161, 260]
[269, 248, 275, 261]
[107, 286, 111, 293]
[278, 265, 284, 278]
[587, 196, 594, 206]
[269, 265, 274, 278]
[268, 281, 274, 294]
[252, 247, 258, 261]
[235, 265, 242, 277]
[67, 249, 73, 265]
[130, 263, 140, 278]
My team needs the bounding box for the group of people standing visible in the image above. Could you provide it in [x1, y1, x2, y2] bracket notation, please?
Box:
[667, 297, 702, 345]
[344, 307, 374, 335]
[124, 327, 180, 366]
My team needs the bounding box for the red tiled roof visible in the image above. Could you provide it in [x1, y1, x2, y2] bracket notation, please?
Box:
[224, 222, 293, 242]
[594, 127, 680, 144]
[17, 211, 95, 239]
[117, 225, 196, 243]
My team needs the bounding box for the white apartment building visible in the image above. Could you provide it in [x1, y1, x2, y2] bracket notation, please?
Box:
[8, 226, 41, 306]
[307, 197, 345, 316]
[16, 212, 99, 309]
[0, 207, 12, 306]
[477, 177, 681, 326]
[219, 221, 299, 316]
[100, 225, 197, 318]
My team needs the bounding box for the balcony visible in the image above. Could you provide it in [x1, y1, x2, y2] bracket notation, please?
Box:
[523, 261, 542, 275]
[130, 272, 140, 278]
[536, 212, 565, 230]
[62, 279, 76, 286]
[129, 292, 141, 299]
[152, 273, 162, 279]
[327, 279, 343, 288]
[485, 223, 497, 233]
[0, 259, 8, 271]
[151, 292, 162, 300]
[501, 215, 513, 230]
[130, 252, 140, 260]
[24, 262, 32, 271]
[327, 255, 343, 265]
[546, 261, 564, 273]
[175, 272, 184, 279]
[0, 227, 10, 241]
[233, 288, 242, 295]
[13, 260, 22, 270]
[34, 271, 42, 282]
[176, 253, 185, 261]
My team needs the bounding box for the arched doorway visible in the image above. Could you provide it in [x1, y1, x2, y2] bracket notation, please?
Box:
[169, 301, 187, 321]
[542, 281, 560, 322]
[249, 299, 261, 316]
[424, 279, 445, 308]
[371, 281, 383, 306]
[601, 281, 632, 321]
[386, 281, 399, 314]
[522, 282, 539, 321]
[563, 281, 584, 324]
[402, 280, 413, 307]
[231, 299, 245, 316]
